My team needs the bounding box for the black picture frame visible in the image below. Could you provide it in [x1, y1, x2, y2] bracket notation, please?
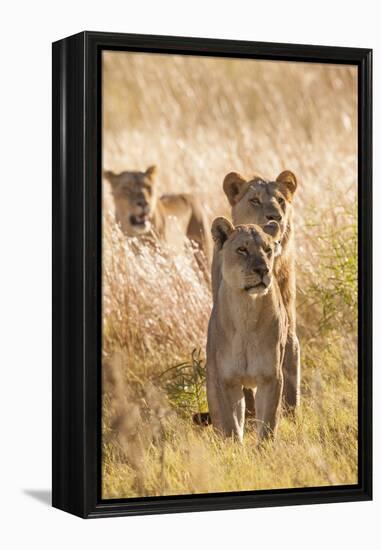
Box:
[52, 31, 372, 519]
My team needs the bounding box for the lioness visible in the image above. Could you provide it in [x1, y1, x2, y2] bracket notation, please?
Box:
[104, 165, 212, 266]
[212, 170, 300, 411]
[206, 218, 287, 442]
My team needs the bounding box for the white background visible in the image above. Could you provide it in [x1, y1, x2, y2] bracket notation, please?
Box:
[0, 1, 378, 548]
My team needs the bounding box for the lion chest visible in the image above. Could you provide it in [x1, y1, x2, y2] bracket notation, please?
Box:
[217, 327, 276, 388]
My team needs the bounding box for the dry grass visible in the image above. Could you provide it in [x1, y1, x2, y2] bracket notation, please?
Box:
[102, 51, 358, 499]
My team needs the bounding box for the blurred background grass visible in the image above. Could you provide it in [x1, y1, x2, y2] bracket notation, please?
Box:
[102, 51, 358, 498]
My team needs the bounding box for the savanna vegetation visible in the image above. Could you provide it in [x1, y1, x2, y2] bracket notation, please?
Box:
[102, 52, 358, 498]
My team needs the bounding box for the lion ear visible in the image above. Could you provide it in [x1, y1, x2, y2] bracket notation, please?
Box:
[263, 220, 281, 240]
[223, 172, 248, 206]
[276, 170, 297, 199]
[104, 170, 119, 188]
[211, 217, 234, 249]
[145, 165, 157, 180]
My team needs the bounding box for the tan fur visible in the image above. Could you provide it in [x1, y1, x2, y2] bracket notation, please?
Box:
[104, 166, 212, 266]
[206, 219, 287, 442]
[212, 170, 300, 411]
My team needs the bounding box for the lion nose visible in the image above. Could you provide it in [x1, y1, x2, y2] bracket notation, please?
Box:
[253, 266, 269, 278]
[266, 213, 281, 222]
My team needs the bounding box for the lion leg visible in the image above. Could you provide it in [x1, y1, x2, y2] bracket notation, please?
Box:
[223, 384, 246, 442]
[255, 374, 283, 441]
[276, 256, 300, 413]
[206, 362, 225, 433]
[207, 375, 245, 442]
[282, 332, 300, 412]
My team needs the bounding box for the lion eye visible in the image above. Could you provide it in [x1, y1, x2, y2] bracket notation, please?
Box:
[277, 196, 285, 205]
[237, 247, 248, 256]
[250, 198, 261, 206]
[265, 247, 272, 256]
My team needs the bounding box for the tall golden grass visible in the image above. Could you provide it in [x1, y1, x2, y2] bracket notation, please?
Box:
[102, 51, 358, 498]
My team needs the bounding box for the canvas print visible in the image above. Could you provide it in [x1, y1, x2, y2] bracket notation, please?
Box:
[101, 51, 358, 499]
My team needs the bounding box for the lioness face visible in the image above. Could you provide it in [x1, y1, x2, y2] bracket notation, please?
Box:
[212, 217, 281, 297]
[223, 170, 297, 241]
[104, 165, 158, 236]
